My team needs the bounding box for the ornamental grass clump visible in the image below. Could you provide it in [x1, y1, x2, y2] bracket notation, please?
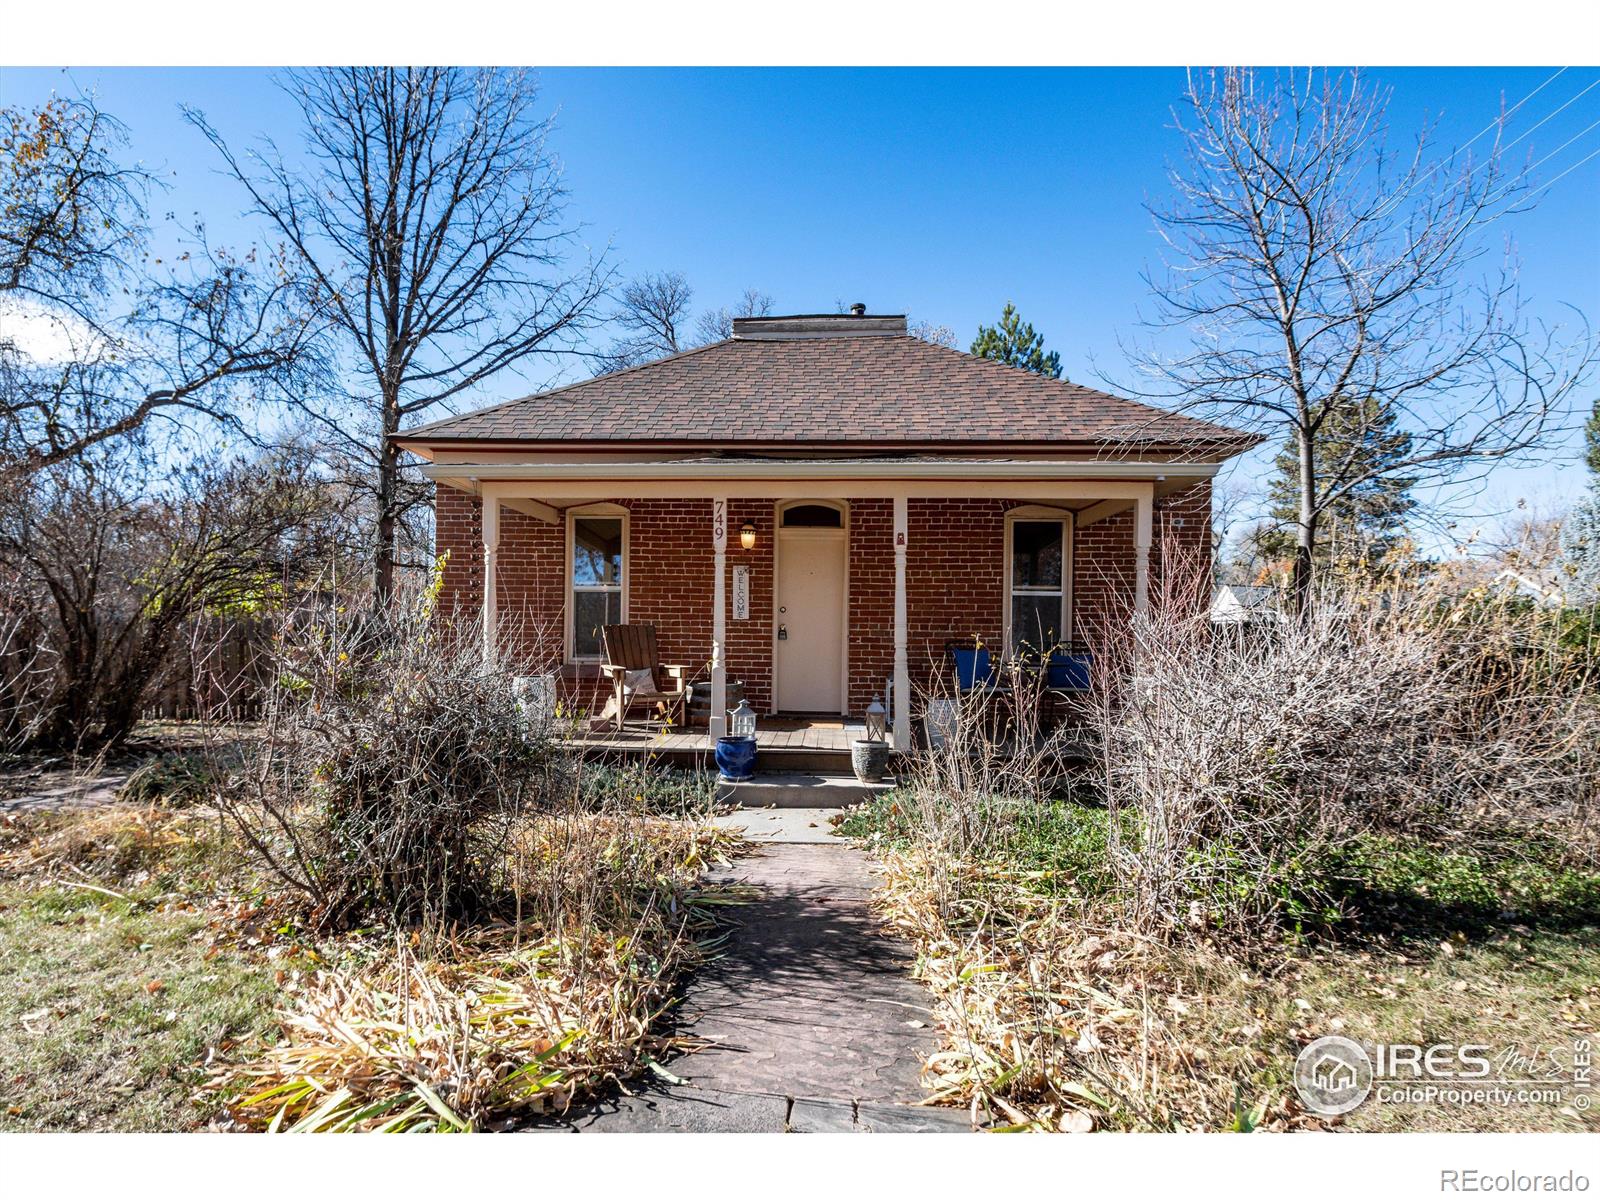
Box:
[214, 813, 739, 1132]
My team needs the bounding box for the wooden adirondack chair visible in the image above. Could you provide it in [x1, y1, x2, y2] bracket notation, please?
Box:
[598, 623, 690, 732]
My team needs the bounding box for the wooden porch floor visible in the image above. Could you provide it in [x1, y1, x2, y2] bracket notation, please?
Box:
[563, 716, 867, 760]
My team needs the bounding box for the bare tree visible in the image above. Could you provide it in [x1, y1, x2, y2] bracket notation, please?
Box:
[909, 319, 958, 349]
[0, 441, 336, 750]
[1137, 68, 1592, 609]
[596, 270, 696, 372]
[188, 68, 611, 603]
[693, 287, 773, 345]
[0, 97, 322, 478]
[1, 98, 141, 305]
[597, 278, 773, 373]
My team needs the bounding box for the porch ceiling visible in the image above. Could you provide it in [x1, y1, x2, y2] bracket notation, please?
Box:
[424, 456, 1215, 513]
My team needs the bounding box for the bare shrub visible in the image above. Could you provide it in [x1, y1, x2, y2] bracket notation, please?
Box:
[0, 596, 52, 754]
[0, 443, 336, 753]
[228, 595, 569, 931]
[1083, 568, 1600, 940]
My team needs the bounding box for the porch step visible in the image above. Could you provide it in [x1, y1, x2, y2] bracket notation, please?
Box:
[716, 771, 897, 809]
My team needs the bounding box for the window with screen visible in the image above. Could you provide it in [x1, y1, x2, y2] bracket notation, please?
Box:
[1009, 519, 1065, 652]
[571, 515, 623, 658]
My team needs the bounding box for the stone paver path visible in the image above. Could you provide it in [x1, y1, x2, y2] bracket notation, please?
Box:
[545, 808, 973, 1133]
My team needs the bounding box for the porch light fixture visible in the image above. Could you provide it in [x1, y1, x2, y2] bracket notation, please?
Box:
[739, 520, 757, 550]
[864, 696, 888, 743]
[728, 699, 758, 739]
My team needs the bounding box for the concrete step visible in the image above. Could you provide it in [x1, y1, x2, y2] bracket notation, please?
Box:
[716, 771, 897, 809]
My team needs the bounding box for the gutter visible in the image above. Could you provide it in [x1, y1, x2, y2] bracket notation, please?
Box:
[418, 460, 1224, 482]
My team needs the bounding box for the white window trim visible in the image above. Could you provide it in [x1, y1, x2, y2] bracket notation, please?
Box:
[1003, 505, 1075, 655]
[565, 503, 629, 663]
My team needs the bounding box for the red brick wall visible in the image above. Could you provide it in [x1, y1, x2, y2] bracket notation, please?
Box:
[433, 482, 1213, 716]
[848, 500, 894, 713]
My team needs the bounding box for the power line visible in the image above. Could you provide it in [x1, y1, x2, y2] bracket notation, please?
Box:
[1525, 115, 1600, 177]
[1494, 76, 1600, 161]
[1374, 67, 1577, 218]
[1479, 115, 1600, 211]
[1459, 66, 1569, 154]
[1523, 144, 1600, 206]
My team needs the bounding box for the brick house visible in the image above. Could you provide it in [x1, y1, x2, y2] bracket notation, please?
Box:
[395, 310, 1256, 747]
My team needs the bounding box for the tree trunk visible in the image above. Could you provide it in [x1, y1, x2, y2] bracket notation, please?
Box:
[1292, 429, 1318, 617]
[372, 386, 401, 605]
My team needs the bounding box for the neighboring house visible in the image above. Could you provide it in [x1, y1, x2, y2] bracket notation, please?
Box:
[1490, 569, 1567, 609]
[1209, 583, 1285, 625]
[394, 310, 1258, 745]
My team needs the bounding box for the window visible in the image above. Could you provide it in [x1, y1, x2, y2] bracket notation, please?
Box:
[570, 514, 624, 659]
[1008, 518, 1068, 653]
[781, 503, 843, 528]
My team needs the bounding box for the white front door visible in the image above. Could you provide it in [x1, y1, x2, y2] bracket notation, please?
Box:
[775, 529, 846, 712]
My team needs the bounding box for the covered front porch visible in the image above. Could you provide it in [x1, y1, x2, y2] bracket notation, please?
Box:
[562, 715, 872, 772]
[427, 456, 1215, 753]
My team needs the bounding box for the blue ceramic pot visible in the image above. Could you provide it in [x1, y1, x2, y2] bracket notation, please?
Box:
[714, 735, 757, 782]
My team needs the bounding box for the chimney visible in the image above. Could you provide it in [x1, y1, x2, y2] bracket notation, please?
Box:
[732, 311, 907, 339]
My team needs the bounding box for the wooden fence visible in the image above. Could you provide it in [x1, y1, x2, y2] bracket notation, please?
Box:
[141, 616, 274, 723]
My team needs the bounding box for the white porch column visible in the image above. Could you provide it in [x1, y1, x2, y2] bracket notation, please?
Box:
[481, 496, 500, 663]
[892, 496, 910, 752]
[710, 497, 728, 739]
[1133, 485, 1153, 616]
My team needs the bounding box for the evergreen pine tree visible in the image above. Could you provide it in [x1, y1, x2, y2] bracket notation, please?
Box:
[1258, 396, 1418, 572]
[971, 302, 1062, 378]
[1561, 397, 1600, 601]
[1585, 396, 1600, 477]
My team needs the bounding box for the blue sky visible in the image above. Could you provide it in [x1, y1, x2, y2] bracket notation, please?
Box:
[4, 65, 1598, 537]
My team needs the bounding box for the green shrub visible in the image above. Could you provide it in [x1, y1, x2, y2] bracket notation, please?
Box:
[119, 749, 237, 808]
[575, 761, 719, 819]
[1326, 832, 1600, 930]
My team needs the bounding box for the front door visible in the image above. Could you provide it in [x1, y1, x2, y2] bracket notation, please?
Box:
[775, 524, 846, 712]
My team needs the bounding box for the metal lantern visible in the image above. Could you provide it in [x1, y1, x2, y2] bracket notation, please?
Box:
[728, 699, 758, 739]
[739, 520, 757, 550]
[864, 696, 888, 742]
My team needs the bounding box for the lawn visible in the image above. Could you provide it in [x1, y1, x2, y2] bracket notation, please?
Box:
[0, 734, 739, 1133]
[0, 881, 279, 1131]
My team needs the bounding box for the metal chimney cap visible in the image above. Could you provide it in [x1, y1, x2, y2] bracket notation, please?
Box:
[849, 302, 867, 316]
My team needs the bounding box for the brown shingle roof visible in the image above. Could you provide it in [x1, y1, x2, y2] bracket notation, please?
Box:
[396, 335, 1252, 450]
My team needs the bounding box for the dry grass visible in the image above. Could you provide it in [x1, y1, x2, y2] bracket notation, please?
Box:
[208, 811, 743, 1132]
[1, 743, 744, 1132]
[870, 836, 1599, 1133]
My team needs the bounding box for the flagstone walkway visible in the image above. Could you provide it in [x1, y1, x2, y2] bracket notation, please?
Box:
[540, 810, 975, 1133]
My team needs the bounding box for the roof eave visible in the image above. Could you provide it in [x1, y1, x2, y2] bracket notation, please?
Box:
[391, 433, 1264, 459]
